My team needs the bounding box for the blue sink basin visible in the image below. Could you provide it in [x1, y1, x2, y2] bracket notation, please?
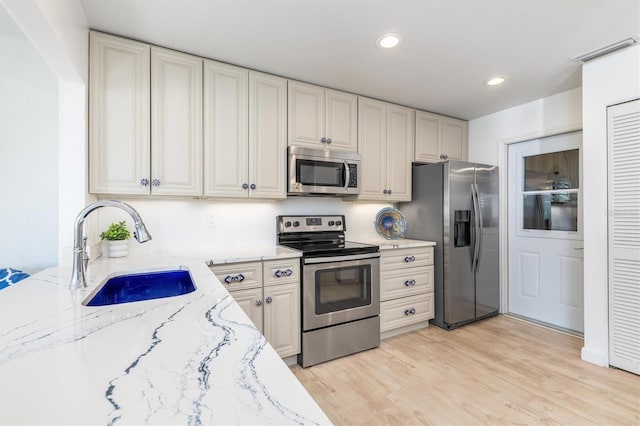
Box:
[84, 268, 196, 306]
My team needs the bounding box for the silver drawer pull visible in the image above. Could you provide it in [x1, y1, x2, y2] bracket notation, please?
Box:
[274, 268, 293, 278]
[404, 279, 416, 287]
[404, 308, 417, 316]
[224, 273, 245, 284]
[404, 256, 416, 263]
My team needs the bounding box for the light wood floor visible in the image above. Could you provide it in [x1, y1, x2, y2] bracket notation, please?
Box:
[291, 315, 639, 425]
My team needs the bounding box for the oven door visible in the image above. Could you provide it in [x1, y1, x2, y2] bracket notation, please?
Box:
[302, 252, 380, 331]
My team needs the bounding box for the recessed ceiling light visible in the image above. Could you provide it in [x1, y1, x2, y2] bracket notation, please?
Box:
[486, 76, 506, 86]
[377, 33, 402, 49]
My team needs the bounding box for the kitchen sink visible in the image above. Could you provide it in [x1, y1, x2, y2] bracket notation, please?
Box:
[84, 267, 196, 306]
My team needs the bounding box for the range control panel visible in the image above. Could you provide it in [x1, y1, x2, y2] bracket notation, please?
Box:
[277, 215, 346, 233]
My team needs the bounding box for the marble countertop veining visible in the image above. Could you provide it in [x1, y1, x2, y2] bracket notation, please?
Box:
[0, 252, 329, 425]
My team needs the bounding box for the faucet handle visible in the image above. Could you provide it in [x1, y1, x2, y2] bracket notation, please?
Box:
[82, 237, 90, 270]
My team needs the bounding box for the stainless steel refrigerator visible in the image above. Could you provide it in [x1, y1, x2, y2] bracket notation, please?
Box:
[399, 161, 499, 330]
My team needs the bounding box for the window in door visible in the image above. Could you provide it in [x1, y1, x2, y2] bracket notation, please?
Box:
[521, 149, 580, 232]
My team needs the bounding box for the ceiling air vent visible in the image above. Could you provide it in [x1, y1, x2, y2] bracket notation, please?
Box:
[571, 34, 639, 62]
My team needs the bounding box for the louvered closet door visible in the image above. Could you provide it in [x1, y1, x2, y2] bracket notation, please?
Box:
[608, 99, 640, 375]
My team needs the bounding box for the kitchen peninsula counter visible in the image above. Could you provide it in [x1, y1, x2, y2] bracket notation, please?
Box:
[0, 250, 329, 425]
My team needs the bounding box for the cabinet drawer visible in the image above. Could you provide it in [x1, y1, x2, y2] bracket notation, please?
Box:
[263, 259, 300, 287]
[381, 247, 433, 270]
[210, 262, 262, 290]
[380, 293, 434, 332]
[381, 265, 434, 301]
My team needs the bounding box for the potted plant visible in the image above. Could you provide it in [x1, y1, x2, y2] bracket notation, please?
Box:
[100, 221, 131, 258]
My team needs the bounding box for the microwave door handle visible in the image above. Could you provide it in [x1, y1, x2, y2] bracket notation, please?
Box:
[343, 161, 350, 191]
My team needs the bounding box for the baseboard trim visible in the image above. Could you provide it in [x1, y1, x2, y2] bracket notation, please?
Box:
[581, 347, 608, 367]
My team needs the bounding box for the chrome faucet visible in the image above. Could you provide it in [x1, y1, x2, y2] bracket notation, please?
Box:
[69, 200, 152, 289]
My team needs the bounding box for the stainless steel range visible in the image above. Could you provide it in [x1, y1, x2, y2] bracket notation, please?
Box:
[276, 215, 380, 367]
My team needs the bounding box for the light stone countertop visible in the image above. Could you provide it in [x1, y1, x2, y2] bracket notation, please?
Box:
[355, 238, 436, 250]
[0, 250, 329, 425]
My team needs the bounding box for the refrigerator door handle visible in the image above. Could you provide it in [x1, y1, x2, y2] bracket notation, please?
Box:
[471, 184, 481, 272]
[474, 183, 484, 269]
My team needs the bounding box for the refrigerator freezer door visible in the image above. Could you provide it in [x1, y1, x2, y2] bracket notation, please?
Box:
[475, 164, 500, 318]
[444, 161, 476, 325]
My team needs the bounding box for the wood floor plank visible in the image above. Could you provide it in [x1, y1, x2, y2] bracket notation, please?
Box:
[291, 315, 640, 425]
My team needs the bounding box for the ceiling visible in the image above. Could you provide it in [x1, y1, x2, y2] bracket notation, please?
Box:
[79, 0, 640, 120]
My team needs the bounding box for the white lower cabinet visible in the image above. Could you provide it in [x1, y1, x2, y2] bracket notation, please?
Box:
[380, 246, 435, 334]
[210, 259, 300, 358]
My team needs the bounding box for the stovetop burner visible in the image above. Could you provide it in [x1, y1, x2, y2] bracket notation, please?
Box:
[276, 215, 378, 257]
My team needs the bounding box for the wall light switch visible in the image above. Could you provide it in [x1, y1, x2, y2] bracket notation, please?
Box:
[207, 215, 216, 228]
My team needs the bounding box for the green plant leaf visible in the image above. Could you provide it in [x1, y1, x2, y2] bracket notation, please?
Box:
[100, 221, 131, 241]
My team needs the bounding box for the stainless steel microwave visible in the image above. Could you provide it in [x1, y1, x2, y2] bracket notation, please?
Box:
[288, 146, 361, 196]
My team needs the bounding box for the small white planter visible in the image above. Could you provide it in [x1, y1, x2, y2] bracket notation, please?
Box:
[107, 240, 129, 258]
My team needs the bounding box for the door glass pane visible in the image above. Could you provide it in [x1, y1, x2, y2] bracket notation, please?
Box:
[522, 193, 578, 231]
[524, 149, 579, 190]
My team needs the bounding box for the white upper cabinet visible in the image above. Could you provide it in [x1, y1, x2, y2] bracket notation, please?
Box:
[358, 97, 414, 202]
[204, 64, 286, 199]
[248, 72, 287, 199]
[90, 33, 203, 197]
[203, 60, 249, 197]
[151, 47, 203, 196]
[288, 81, 357, 151]
[89, 32, 150, 195]
[415, 110, 468, 163]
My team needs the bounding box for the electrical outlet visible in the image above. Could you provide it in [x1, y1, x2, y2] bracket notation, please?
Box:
[207, 215, 216, 228]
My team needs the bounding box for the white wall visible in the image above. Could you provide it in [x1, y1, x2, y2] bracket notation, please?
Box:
[469, 88, 583, 166]
[1, 0, 89, 267]
[97, 198, 392, 256]
[581, 44, 640, 367]
[0, 8, 58, 272]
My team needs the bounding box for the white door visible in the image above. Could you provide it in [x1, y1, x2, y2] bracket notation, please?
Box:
[508, 132, 584, 332]
[608, 99, 640, 374]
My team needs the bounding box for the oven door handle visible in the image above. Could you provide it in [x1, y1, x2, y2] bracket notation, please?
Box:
[303, 252, 380, 264]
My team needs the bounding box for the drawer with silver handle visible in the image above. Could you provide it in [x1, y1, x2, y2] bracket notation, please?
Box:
[380, 293, 434, 332]
[380, 265, 434, 301]
[263, 259, 300, 287]
[210, 262, 262, 290]
[380, 247, 433, 270]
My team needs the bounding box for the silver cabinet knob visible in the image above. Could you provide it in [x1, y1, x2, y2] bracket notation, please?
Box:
[206, 259, 214, 267]
[256, 299, 263, 306]
[383, 189, 388, 194]
[404, 279, 416, 286]
[265, 296, 273, 304]
[151, 178, 161, 187]
[140, 178, 150, 186]
[321, 137, 327, 143]
[388, 189, 392, 195]
[404, 256, 416, 263]
[274, 269, 293, 278]
[242, 183, 248, 189]
[404, 308, 417, 316]
[250, 183, 256, 190]
[224, 274, 245, 283]
[326, 138, 332, 144]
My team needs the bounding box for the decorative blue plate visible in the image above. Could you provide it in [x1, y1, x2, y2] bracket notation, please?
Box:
[375, 207, 407, 239]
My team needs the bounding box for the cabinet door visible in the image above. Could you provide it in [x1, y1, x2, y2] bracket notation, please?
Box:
[89, 32, 150, 195]
[248, 72, 287, 199]
[357, 97, 388, 200]
[415, 110, 441, 163]
[386, 104, 414, 202]
[325, 89, 358, 151]
[263, 282, 300, 358]
[229, 287, 263, 333]
[151, 47, 202, 196]
[203, 60, 249, 197]
[287, 81, 325, 148]
[441, 117, 468, 161]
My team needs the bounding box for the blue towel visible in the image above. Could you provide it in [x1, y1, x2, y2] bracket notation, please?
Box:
[0, 268, 30, 290]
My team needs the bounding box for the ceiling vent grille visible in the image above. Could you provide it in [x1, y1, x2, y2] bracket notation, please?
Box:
[571, 34, 639, 62]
